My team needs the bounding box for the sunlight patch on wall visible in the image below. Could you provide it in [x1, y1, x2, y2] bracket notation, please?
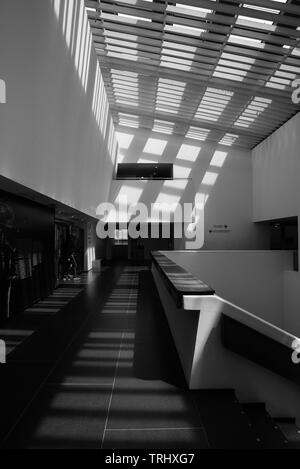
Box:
[201, 172, 219, 186]
[209, 151, 228, 168]
[154, 193, 181, 210]
[138, 158, 159, 164]
[52, 0, 92, 92]
[117, 153, 126, 163]
[143, 138, 168, 155]
[116, 132, 134, 150]
[163, 180, 188, 190]
[115, 185, 144, 206]
[51, 0, 117, 164]
[173, 165, 192, 179]
[107, 118, 118, 161]
[176, 144, 200, 162]
[92, 63, 109, 138]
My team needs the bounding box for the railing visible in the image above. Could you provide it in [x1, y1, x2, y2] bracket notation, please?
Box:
[151, 250, 300, 387]
[151, 251, 215, 308]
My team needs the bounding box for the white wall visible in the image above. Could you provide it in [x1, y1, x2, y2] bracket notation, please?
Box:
[112, 126, 267, 250]
[253, 112, 300, 223]
[0, 0, 117, 218]
[252, 112, 300, 336]
[163, 250, 293, 327]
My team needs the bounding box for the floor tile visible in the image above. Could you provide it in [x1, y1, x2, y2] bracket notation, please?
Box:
[3, 385, 111, 449]
[103, 428, 209, 449]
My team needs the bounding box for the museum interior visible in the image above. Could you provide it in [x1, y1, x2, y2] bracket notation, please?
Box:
[0, 0, 300, 449]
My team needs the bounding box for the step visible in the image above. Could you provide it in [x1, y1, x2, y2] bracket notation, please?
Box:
[274, 418, 300, 449]
[192, 389, 259, 449]
[242, 403, 288, 449]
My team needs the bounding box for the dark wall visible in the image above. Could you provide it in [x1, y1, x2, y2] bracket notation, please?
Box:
[0, 190, 55, 319]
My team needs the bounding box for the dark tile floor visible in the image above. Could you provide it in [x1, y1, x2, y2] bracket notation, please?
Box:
[0, 264, 209, 449]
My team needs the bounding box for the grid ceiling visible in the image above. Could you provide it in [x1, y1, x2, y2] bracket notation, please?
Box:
[85, 0, 300, 149]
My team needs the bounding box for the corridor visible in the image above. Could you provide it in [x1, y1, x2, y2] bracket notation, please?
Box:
[0, 265, 208, 449]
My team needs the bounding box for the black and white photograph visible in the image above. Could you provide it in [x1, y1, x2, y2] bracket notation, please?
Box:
[0, 0, 300, 454]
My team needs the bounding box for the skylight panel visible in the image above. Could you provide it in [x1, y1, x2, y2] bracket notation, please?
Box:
[161, 62, 191, 71]
[111, 69, 138, 78]
[156, 99, 181, 108]
[162, 49, 195, 60]
[152, 120, 174, 134]
[155, 78, 186, 115]
[279, 64, 300, 74]
[173, 2, 216, 16]
[234, 96, 271, 128]
[107, 39, 139, 50]
[213, 66, 248, 82]
[160, 55, 193, 67]
[162, 41, 197, 53]
[195, 88, 233, 122]
[218, 134, 239, 147]
[107, 45, 139, 56]
[243, 0, 287, 15]
[156, 92, 183, 100]
[112, 77, 139, 86]
[165, 23, 205, 37]
[107, 31, 139, 42]
[116, 99, 139, 106]
[107, 51, 139, 61]
[269, 76, 291, 85]
[157, 85, 185, 94]
[113, 84, 139, 93]
[265, 82, 286, 90]
[118, 113, 139, 128]
[114, 92, 139, 100]
[236, 15, 275, 31]
[275, 70, 297, 80]
[186, 127, 210, 141]
[237, 15, 273, 26]
[220, 53, 255, 65]
[112, 72, 139, 104]
[156, 107, 178, 114]
[159, 78, 186, 88]
[228, 34, 264, 48]
[218, 59, 253, 71]
[265, 63, 300, 90]
[118, 13, 152, 23]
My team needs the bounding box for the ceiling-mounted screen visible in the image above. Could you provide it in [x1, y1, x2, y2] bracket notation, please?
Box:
[116, 163, 173, 180]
